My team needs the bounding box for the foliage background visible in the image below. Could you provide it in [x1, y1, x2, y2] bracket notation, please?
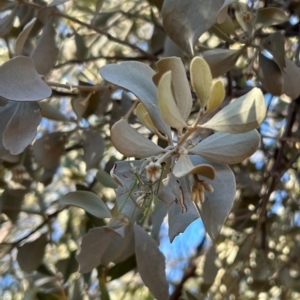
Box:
[0, 0, 299, 299]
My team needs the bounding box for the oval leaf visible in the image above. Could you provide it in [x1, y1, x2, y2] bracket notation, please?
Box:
[173, 154, 216, 179]
[39, 101, 70, 121]
[31, 21, 59, 75]
[111, 119, 164, 158]
[153, 57, 192, 121]
[189, 130, 260, 165]
[162, 0, 224, 55]
[60, 191, 111, 219]
[3, 102, 42, 155]
[100, 62, 171, 138]
[206, 79, 225, 113]
[17, 233, 48, 273]
[190, 156, 236, 239]
[77, 227, 118, 273]
[15, 18, 37, 56]
[283, 58, 300, 99]
[255, 7, 287, 30]
[257, 52, 283, 96]
[0, 56, 52, 101]
[203, 49, 242, 78]
[83, 130, 104, 170]
[201, 87, 266, 133]
[190, 57, 212, 108]
[134, 224, 169, 300]
[157, 71, 187, 130]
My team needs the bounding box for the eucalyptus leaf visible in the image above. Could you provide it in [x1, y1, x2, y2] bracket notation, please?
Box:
[203, 49, 242, 78]
[0, 6, 17, 38]
[190, 57, 212, 108]
[189, 130, 260, 165]
[134, 224, 169, 300]
[203, 245, 219, 285]
[257, 52, 283, 96]
[153, 57, 192, 121]
[77, 227, 118, 273]
[17, 233, 48, 273]
[234, 2, 254, 36]
[3, 102, 42, 155]
[157, 71, 187, 130]
[190, 156, 236, 239]
[31, 21, 59, 75]
[201, 87, 266, 133]
[83, 130, 104, 170]
[111, 119, 164, 158]
[60, 191, 111, 219]
[136, 103, 157, 133]
[162, 0, 224, 55]
[15, 18, 37, 55]
[96, 168, 118, 189]
[0, 56, 52, 101]
[100, 62, 171, 138]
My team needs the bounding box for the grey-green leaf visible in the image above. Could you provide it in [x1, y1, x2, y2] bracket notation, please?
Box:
[203, 49, 242, 78]
[83, 130, 104, 170]
[203, 245, 219, 285]
[3, 102, 42, 155]
[189, 130, 260, 165]
[255, 7, 287, 30]
[111, 119, 164, 158]
[17, 233, 48, 273]
[77, 227, 118, 273]
[162, 0, 224, 55]
[100, 62, 171, 138]
[39, 101, 70, 121]
[283, 58, 300, 100]
[257, 52, 283, 96]
[31, 21, 59, 75]
[190, 156, 236, 240]
[134, 224, 169, 300]
[60, 191, 111, 219]
[0, 56, 52, 101]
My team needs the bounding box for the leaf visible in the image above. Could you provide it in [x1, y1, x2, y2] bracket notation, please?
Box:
[203, 245, 219, 285]
[134, 224, 169, 300]
[214, 14, 237, 37]
[190, 57, 212, 108]
[234, 2, 254, 36]
[0, 56, 52, 101]
[39, 101, 70, 121]
[283, 58, 300, 99]
[167, 177, 200, 242]
[173, 154, 216, 179]
[83, 130, 104, 170]
[3, 102, 42, 155]
[206, 79, 225, 113]
[55, 251, 78, 282]
[31, 21, 59, 75]
[77, 227, 118, 273]
[111, 119, 164, 158]
[108, 255, 137, 280]
[48, 0, 70, 6]
[203, 49, 242, 78]
[96, 168, 118, 189]
[162, 0, 224, 55]
[190, 156, 236, 239]
[189, 130, 260, 165]
[201, 87, 266, 133]
[257, 52, 283, 96]
[17, 233, 48, 273]
[262, 31, 285, 71]
[99, 62, 171, 138]
[0, 6, 17, 38]
[255, 7, 287, 30]
[136, 103, 157, 132]
[153, 57, 192, 121]
[15, 18, 37, 56]
[157, 71, 187, 130]
[33, 132, 66, 169]
[60, 191, 111, 219]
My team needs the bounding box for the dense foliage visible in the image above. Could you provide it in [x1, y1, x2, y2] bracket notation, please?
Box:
[0, 0, 299, 299]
